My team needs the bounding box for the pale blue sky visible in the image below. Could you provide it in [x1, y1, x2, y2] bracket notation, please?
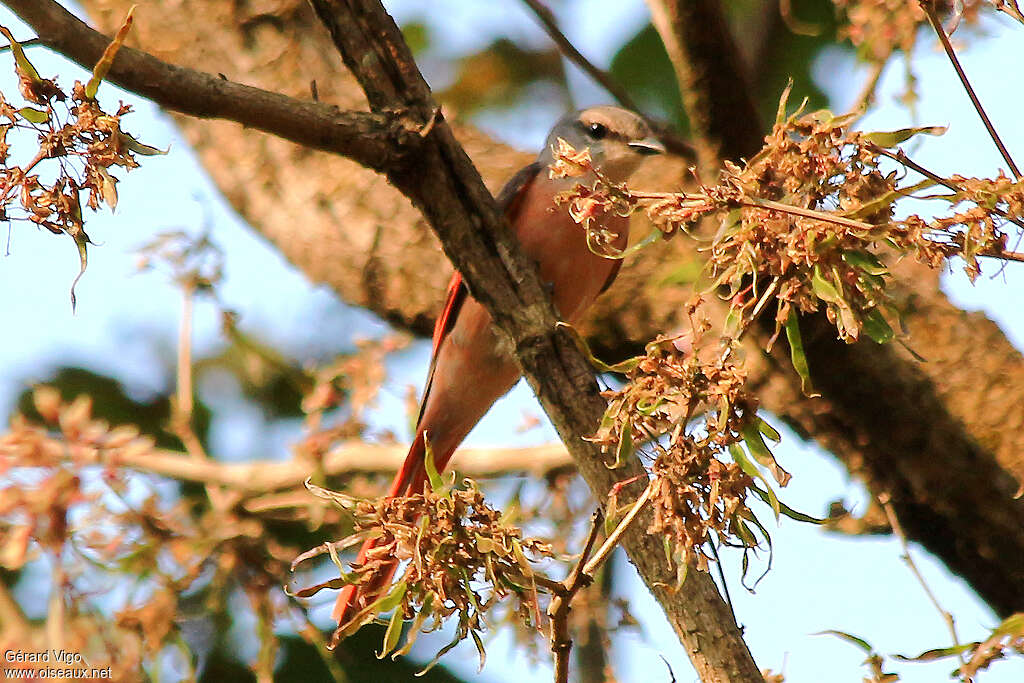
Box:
[0, 2, 1021, 682]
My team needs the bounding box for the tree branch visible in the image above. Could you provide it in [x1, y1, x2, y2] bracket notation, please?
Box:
[1, 0, 402, 172]
[517, 0, 694, 159]
[304, 1, 761, 680]
[89, 442, 573, 495]
[646, 0, 763, 169]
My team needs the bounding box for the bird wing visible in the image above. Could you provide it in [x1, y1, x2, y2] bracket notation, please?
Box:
[414, 161, 543, 428]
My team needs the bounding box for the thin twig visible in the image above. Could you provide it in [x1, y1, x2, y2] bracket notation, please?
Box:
[56, 440, 571, 495]
[747, 197, 875, 231]
[519, 0, 695, 159]
[548, 509, 606, 683]
[547, 482, 655, 683]
[921, 0, 1021, 179]
[581, 481, 654, 577]
[520, 0, 640, 112]
[170, 280, 235, 511]
[879, 495, 968, 674]
[868, 142, 1024, 235]
[174, 282, 198, 453]
[0, 36, 42, 52]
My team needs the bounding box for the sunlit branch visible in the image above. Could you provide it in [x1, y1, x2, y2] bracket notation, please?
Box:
[70, 442, 573, 495]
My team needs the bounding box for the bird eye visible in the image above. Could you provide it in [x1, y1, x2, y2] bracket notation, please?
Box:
[587, 122, 608, 140]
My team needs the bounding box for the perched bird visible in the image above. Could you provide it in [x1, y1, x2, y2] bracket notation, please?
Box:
[333, 105, 663, 627]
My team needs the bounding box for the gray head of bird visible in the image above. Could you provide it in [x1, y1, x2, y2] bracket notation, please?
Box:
[538, 105, 665, 184]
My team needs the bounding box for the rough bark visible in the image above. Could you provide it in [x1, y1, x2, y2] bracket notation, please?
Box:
[307, 2, 763, 680]
[13, 0, 1024, 618]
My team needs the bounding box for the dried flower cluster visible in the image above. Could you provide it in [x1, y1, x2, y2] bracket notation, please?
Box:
[0, 14, 162, 306]
[0, 387, 305, 680]
[833, 0, 982, 63]
[591, 332, 796, 585]
[552, 100, 1022, 357]
[296, 478, 554, 667]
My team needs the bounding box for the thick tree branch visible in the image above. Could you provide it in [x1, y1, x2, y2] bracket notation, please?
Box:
[304, 1, 762, 681]
[1, 0, 402, 171]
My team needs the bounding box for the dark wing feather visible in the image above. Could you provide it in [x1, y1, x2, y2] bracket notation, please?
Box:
[414, 161, 543, 427]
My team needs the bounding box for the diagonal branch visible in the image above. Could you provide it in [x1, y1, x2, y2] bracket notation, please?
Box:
[646, 0, 763, 169]
[921, 0, 1021, 179]
[1, 0, 401, 172]
[306, 1, 761, 681]
[519, 0, 695, 158]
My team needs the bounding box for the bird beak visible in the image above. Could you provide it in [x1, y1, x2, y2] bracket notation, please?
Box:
[629, 137, 666, 155]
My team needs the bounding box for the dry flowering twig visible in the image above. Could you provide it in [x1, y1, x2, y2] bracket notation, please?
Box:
[551, 92, 1023, 394]
[0, 387, 303, 679]
[0, 9, 163, 308]
[294, 476, 556, 669]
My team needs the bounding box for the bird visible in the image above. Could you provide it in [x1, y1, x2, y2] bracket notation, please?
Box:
[332, 105, 664, 628]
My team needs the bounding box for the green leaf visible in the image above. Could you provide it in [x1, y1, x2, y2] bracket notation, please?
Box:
[422, 433, 445, 493]
[785, 308, 817, 396]
[750, 485, 826, 524]
[557, 321, 642, 374]
[740, 421, 791, 487]
[775, 78, 794, 127]
[892, 643, 975, 662]
[862, 125, 947, 148]
[86, 6, 136, 100]
[862, 308, 894, 344]
[17, 106, 48, 124]
[815, 629, 875, 654]
[729, 442, 780, 521]
[602, 227, 663, 261]
[375, 580, 407, 613]
[118, 131, 168, 156]
[0, 25, 41, 82]
[756, 417, 781, 443]
[470, 630, 487, 672]
[993, 612, 1024, 636]
[511, 539, 534, 578]
[741, 508, 774, 589]
[811, 265, 843, 305]
[393, 594, 434, 657]
[416, 630, 462, 677]
[842, 250, 887, 276]
[377, 606, 404, 659]
[69, 226, 91, 312]
[606, 419, 634, 469]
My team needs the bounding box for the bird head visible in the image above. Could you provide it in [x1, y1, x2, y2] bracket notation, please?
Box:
[539, 105, 665, 183]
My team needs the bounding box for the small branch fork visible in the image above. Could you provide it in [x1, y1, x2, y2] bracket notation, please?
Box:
[547, 483, 655, 683]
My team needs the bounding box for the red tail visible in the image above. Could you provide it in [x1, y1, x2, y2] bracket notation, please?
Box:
[331, 431, 458, 626]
